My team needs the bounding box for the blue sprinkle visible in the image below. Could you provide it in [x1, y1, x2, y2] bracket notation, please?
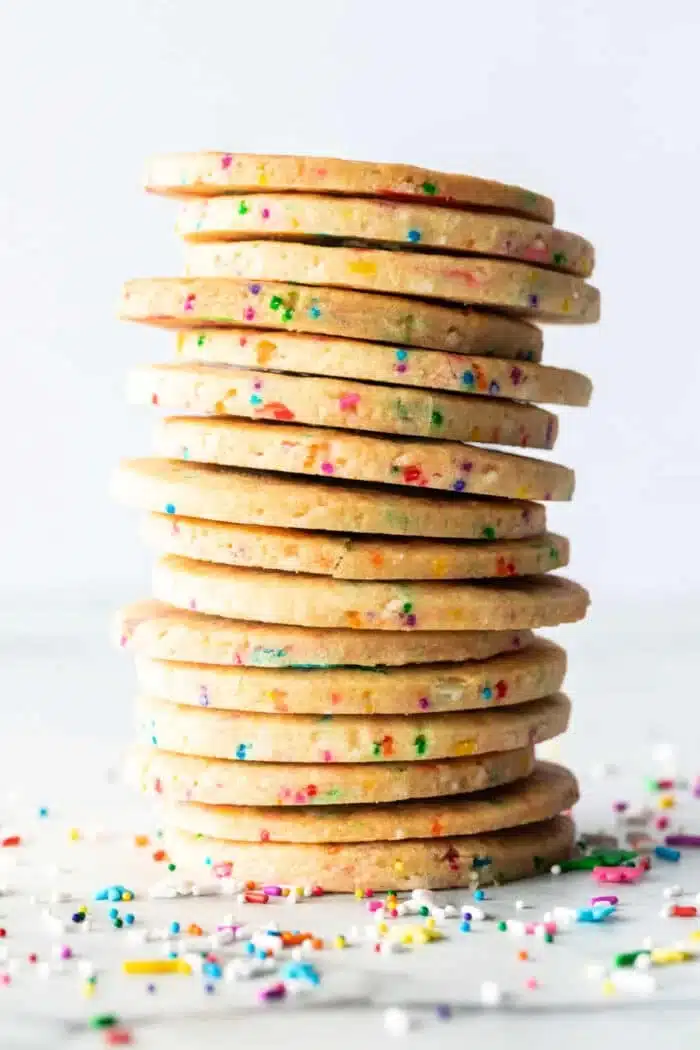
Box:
[459, 921, 471, 932]
[94, 889, 108, 901]
[281, 961, 320, 985]
[462, 371, 474, 387]
[38, 806, 49, 818]
[655, 845, 681, 862]
[169, 921, 181, 935]
[124, 913, 135, 925]
[481, 686, 493, 701]
[203, 961, 223, 979]
[395, 348, 408, 361]
[528, 294, 540, 309]
[245, 942, 256, 955]
[204, 856, 212, 866]
[488, 380, 500, 395]
[407, 229, 421, 243]
[236, 744, 249, 760]
[168, 951, 178, 959]
[452, 479, 466, 493]
[165, 503, 176, 515]
[204, 982, 216, 994]
[473, 889, 485, 901]
[107, 887, 122, 902]
[309, 304, 321, 319]
[108, 907, 119, 920]
[249, 394, 263, 406]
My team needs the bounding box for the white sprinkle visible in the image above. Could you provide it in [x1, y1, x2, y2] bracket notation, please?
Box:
[610, 970, 656, 995]
[443, 904, 458, 919]
[586, 962, 608, 980]
[507, 920, 525, 936]
[662, 885, 683, 900]
[431, 906, 446, 921]
[411, 889, 434, 902]
[383, 1007, 411, 1036]
[77, 960, 95, 978]
[515, 899, 527, 911]
[480, 981, 503, 1006]
[550, 865, 562, 876]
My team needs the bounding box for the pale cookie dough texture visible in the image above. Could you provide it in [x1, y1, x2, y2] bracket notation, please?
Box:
[113, 458, 548, 540]
[129, 741, 537, 805]
[163, 762, 578, 843]
[164, 815, 576, 891]
[145, 152, 556, 223]
[116, 600, 535, 668]
[129, 362, 559, 449]
[176, 195, 593, 276]
[153, 417, 576, 501]
[133, 637, 566, 715]
[137, 692, 570, 763]
[119, 278, 544, 361]
[183, 241, 600, 322]
[152, 554, 590, 631]
[142, 514, 569, 580]
[177, 329, 592, 406]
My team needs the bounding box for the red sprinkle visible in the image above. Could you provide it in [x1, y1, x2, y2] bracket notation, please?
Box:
[243, 892, 269, 904]
[1, 836, 20, 848]
[105, 1030, 132, 1046]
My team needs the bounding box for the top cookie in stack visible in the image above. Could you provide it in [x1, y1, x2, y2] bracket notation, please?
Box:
[115, 153, 597, 892]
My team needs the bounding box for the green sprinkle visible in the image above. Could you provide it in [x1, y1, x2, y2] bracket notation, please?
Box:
[402, 602, 413, 614]
[549, 546, 559, 560]
[553, 251, 567, 266]
[497, 921, 507, 932]
[543, 932, 554, 944]
[281, 308, 294, 322]
[482, 526, 496, 540]
[614, 950, 651, 968]
[269, 295, 283, 310]
[414, 734, 428, 756]
[196, 334, 206, 347]
[167, 862, 176, 872]
[419, 905, 430, 916]
[89, 1014, 119, 1030]
[238, 200, 249, 215]
[422, 181, 437, 195]
[431, 410, 444, 426]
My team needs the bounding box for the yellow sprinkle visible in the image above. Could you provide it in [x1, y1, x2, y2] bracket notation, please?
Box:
[333, 935, 347, 950]
[376, 922, 389, 935]
[424, 917, 436, 930]
[658, 795, 675, 809]
[650, 948, 693, 965]
[354, 889, 364, 900]
[69, 828, 81, 841]
[688, 930, 700, 942]
[399, 931, 414, 945]
[121, 891, 134, 902]
[347, 259, 377, 277]
[602, 979, 616, 996]
[122, 959, 192, 975]
[81, 981, 95, 997]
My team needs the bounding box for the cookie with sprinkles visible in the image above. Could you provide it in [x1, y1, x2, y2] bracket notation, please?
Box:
[163, 761, 578, 842]
[164, 815, 576, 891]
[119, 278, 543, 361]
[136, 692, 570, 763]
[130, 362, 558, 449]
[128, 740, 537, 805]
[183, 242, 600, 322]
[177, 329, 592, 406]
[133, 637, 566, 714]
[152, 554, 589, 630]
[116, 600, 534, 668]
[176, 194, 593, 276]
[113, 458, 548, 540]
[142, 514, 569, 580]
[153, 417, 575, 501]
[145, 152, 555, 223]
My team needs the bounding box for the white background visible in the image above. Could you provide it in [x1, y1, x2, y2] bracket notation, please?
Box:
[1, 0, 698, 606]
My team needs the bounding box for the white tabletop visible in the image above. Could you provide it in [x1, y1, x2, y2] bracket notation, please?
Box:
[1, 596, 699, 1049]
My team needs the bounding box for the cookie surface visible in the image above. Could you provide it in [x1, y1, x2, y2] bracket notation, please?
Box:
[178, 329, 591, 406]
[164, 815, 576, 891]
[154, 417, 575, 501]
[177, 195, 592, 276]
[130, 362, 559, 449]
[183, 242, 600, 322]
[116, 600, 534, 668]
[152, 555, 590, 630]
[113, 458, 547, 540]
[137, 692, 570, 763]
[129, 741, 536, 805]
[145, 152, 555, 223]
[120, 278, 543, 361]
[163, 761, 578, 843]
[142, 515, 569, 580]
[133, 638, 565, 715]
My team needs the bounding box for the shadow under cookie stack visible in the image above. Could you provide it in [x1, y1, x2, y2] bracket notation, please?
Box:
[114, 152, 598, 893]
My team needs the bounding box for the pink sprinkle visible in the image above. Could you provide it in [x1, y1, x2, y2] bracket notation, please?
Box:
[213, 861, 233, 879]
[119, 635, 128, 648]
[59, 945, 72, 960]
[367, 900, 383, 912]
[221, 154, 233, 170]
[244, 307, 255, 321]
[321, 462, 334, 475]
[262, 886, 283, 896]
[612, 801, 629, 813]
[183, 293, 196, 312]
[338, 392, 360, 413]
[593, 866, 645, 884]
[395, 363, 407, 373]
[525, 977, 538, 990]
[259, 981, 286, 1001]
[261, 208, 271, 219]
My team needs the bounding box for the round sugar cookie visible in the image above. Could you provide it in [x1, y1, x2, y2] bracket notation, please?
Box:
[113, 458, 547, 540]
[119, 278, 543, 361]
[154, 417, 575, 501]
[128, 741, 536, 805]
[137, 692, 570, 764]
[183, 242, 600, 322]
[177, 195, 592, 276]
[142, 515, 569, 581]
[129, 362, 559, 450]
[153, 554, 589, 631]
[133, 638, 566, 715]
[164, 816, 576, 891]
[145, 152, 555, 223]
[163, 761, 578, 843]
[178, 329, 591, 406]
[116, 600, 534, 668]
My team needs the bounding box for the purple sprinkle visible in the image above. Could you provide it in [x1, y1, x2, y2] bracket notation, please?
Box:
[249, 283, 261, 294]
[591, 895, 618, 905]
[665, 834, 700, 848]
[405, 614, 417, 627]
[452, 479, 466, 492]
[461, 461, 473, 473]
[418, 697, 430, 710]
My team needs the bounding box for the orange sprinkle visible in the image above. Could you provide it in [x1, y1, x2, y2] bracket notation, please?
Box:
[134, 835, 150, 848]
[152, 849, 167, 862]
[311, 937, 324, 950]
[518, 950, 529, 961]
[187, 924, 203, 936]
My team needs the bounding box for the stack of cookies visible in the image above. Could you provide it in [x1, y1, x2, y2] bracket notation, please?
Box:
[114, 153, 598, 892]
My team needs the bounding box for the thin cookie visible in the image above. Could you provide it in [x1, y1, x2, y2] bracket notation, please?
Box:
[119, 278, 543, 361]
[129, 361, 559, 449]
[152, 554, 590, 630]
